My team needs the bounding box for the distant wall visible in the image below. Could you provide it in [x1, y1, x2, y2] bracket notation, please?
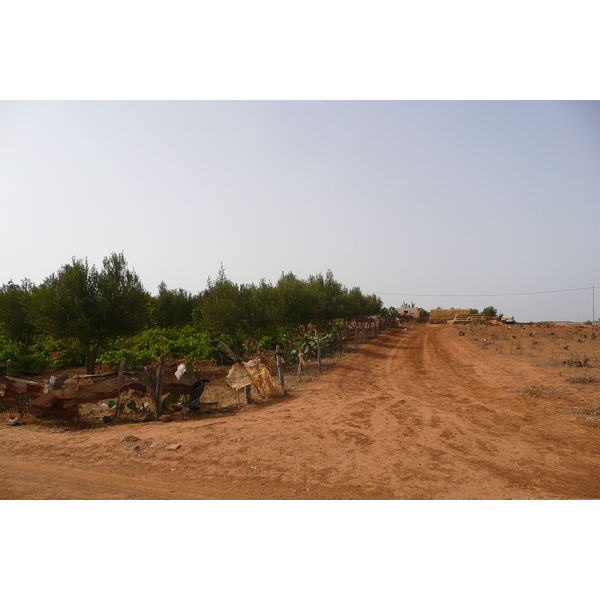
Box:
[429, 309, 472, 323]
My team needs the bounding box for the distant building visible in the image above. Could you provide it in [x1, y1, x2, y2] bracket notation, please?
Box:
[396, 307, 421, 320]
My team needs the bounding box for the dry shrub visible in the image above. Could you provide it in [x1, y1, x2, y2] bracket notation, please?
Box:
[571, 403, 600, 427]
[563, 355, 591, 368]
[565, 374, 596, 385]
[516, 385, 564, 398]
[582, 405, 600, 417]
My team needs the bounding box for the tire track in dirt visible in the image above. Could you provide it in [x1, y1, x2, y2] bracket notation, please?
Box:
[373, 326, 600, 498]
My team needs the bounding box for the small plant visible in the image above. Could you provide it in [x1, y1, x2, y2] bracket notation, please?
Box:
[126, 400, 150, 413]
[283, 332, 340, 364]
[162, 393, 184, 410]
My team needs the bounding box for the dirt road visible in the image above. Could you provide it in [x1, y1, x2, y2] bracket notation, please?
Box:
[1, 325, 599, 499]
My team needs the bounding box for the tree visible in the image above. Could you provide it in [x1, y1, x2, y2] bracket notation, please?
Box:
[199, 266, 249, 356]
[276, 272, 321, 334]
[0, 279, 37, 355]
[482, 306, 498, 317]
[151, 282, 197, 327]
[30, 253, 149, 374]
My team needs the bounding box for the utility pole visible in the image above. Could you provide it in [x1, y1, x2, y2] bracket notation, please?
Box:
[593, 286, 596, 326]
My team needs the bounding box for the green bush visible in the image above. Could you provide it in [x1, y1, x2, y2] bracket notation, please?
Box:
[0, 335, 19, 364]
[50, 347, 86, 370]
[0, 334, 52, 374]
[98, 325, 226, 367]
[12, 354, 49, 374]
[283, 332, 339, 364]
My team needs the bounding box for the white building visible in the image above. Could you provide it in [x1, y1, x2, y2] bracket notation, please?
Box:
[396, 307, 421, 320]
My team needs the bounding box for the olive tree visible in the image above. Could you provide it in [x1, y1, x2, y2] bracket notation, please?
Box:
[0, 279, 38, 355]
[199, 266, 249, 356]
[151, 281, 198, 327]
[30, 253, 149, 374]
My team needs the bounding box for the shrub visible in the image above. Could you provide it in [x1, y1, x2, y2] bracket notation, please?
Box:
[283, 332, 339, 364]
[98, 325, 226, 367]
[50, 347, 86, 370]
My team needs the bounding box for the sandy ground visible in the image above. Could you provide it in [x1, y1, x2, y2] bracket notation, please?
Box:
[1, 323, 599, 500]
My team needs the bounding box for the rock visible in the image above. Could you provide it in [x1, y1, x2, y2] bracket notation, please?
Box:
[140, 414, 154, 423]
[150, 440, 168, 450]
[122, 435, 140, 443]
[166, 444, 181, 451]
[158, 414, 172, 422]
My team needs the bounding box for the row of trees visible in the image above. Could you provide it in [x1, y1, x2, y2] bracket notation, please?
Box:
[0, 254, 384, 374]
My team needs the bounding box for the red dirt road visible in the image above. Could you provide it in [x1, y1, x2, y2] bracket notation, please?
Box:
[1, 325, 599, 499]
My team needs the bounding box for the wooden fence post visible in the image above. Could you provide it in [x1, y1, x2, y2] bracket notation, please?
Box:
[6, 359, 11, 376]
[245, 384, 253, 404]
[275, 345, 285, 394]
[115, 356, 126, 417]
[154, 352, 166, 418]
[316, 331, 322, 374]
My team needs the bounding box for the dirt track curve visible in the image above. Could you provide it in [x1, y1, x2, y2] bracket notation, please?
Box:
[2, 325, 599, 500]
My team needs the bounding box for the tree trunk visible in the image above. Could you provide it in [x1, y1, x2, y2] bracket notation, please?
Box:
[115, 356, 126, 417]
[85, 347, 98, 375]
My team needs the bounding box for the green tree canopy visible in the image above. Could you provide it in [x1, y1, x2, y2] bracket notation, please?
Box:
[151, 281, 198, 327]
[0, 279, 38, 355]
[29, 253, 149, 374]
[199, 266, 249, 355]
[276, 271, 322, 332]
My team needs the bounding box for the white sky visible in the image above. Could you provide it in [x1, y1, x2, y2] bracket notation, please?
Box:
[1, 4, 599, 326]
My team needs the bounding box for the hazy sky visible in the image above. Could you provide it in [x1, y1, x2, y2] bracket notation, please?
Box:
[1, 101, 599, 322]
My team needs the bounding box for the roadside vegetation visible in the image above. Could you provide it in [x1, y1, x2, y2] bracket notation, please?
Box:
[0, 254, 388, 376]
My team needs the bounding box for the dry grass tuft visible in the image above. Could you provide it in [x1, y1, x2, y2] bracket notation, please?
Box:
[565, 374, 597, 385]
[570, 403, 600, 427]
[583, 405, 600, 417]
[515, 385, 564, 398]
